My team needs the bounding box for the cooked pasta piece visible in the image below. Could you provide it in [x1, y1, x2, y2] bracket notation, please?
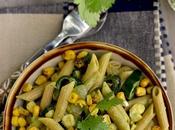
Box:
[152, 87, 169, 130]
[82, 54, 99, 82]
[91, 52, 112, 91]
[135, 104, 155, 130]
[125, 95, 152, 111]
[107, 60, 121, 75]
[53, 81, 75, 122]
[16, 83, 48, 101]
[144, 120, 156, 130]
[108, 106, 130, 130]
[119, 66, 133, 85]
[53, 60, 74, 81]
[40, 82, 56, 110]
[38, 118, 64, 130]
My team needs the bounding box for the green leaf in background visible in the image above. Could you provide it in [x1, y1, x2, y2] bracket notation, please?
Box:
[77, 116, 109, 130]
[74, 0, 100, 27]
[85, 0, 115, 13]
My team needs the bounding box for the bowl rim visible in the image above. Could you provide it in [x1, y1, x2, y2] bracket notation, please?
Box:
[3, 41, 174, 130]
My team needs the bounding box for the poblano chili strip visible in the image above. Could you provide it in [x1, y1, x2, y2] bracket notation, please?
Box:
[53, 76, 77, 100]
[105, 75, 121, 94]
[122, 69, 142, 100]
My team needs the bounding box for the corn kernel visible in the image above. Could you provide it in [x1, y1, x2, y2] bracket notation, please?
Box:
[26, 101, 36, 113]
[135, 87, 146, 97]
[102, 114, 111, 125]
[35, 75, 47, 85]
[76, 99, 86, 108]
[33, 105, 40, 117]
[67, 127, 74, 130]
[75, 59, 85, 68]
[116, 92, 126, 100]
[11, 116, 19, 127]
[90, 108, 99, 116]
[22, 83, 33, 92]
[58, 61, 65, 69]
[77, 51, 88, 59]
[62, 114, 75, 128]
[63, 50, 76, 60]
[45, 110, 54, 118]
[86, 95, 93, 106]
[146, 86, 153, 94]
[18, 117, 27, 127]
[19, 127, 26, 130]
[140, 77, 150, 88]
[152, 126, 161, 130]
[18, 107, 29, 116]
[13, 107, 20, 116]
[68, 92, 79, 104]
[28, 127, 39, 130]
[42, 67, 55, 77]
[109, 123, 117, 130]
[89, 104, 97, 112]
[51, 73, 59, 82]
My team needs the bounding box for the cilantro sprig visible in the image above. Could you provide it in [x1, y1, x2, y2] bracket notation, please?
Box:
[74, 0, 116, 27]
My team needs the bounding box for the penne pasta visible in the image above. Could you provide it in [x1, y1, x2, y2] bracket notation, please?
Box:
[53, 81, 75, 122]
[38, 118, 64, 130]
[135, 104, 155, 130]
[152, 87, 169, 130]
[108, 106, 130, 130]
[53, 60, 74, 81]
[144, 120, 156, 130]
[117, 104, 130, 123]
[40, 82, 56, 110]
[91, 52, 112, 91]
[125, 95, 152, 111]
[16, 83, 48, 101]
[82, 54, 99, 82]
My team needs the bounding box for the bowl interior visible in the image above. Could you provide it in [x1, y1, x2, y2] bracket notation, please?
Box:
[4, 42, 174, 130]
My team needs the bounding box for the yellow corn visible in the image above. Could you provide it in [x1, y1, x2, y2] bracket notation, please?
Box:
[75, 59, 84, 68]
[116, 92, 126, 100]
[19, 127, 26, 130]
[140, 77, 150, 88]
[35, 75, 47, 85]
[51, 73, 59, 82]
[67, 127, 74, 130]
[18, 107, 29, 116]
[18, 117, 27, 127]
[135, 87, 146, 97]
[68, 92, 79, 104]
[93, 90, 103, 103]
[45, 110, 54, 118]
[76, 99, 86, 108]
[26, 101, 36, 113]
[89, 104, 97, 112]
[77, 51, 88, 59]
[28, 127, 39, 130]
[90, 108, 99, 116]
[33, 105, 40, 117]
[11, 116, 19, 127]
[62, 114, 75, 128]
[86, 94, 93, 106]
[42, 67, 55, 77]
[102, 114, 111, 125]
[152, 126, 161, 130]
[58, 61, 65, 69]
[22, 83, 33, 92]
[13, 107, 20, 116]
[63, 50, 76, 60]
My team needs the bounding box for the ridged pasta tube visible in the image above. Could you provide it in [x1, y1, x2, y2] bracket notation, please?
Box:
[16, 83, 48, 101]
[82, 54, 99, 82]
[53, 81, 75, 122]
[152, 87, 169, 130]
[40, 82, 56, 110]
[38, 118, 64, 130]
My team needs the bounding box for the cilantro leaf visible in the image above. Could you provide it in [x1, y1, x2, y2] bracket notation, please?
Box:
[96, 92, 123, 111]
[77, 116, 109, 130]
[74, 0, 100, 27]
[85, 0, 115, 13]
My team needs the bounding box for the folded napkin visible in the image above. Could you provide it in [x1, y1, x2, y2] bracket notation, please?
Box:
[0, 1, 174, 128]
